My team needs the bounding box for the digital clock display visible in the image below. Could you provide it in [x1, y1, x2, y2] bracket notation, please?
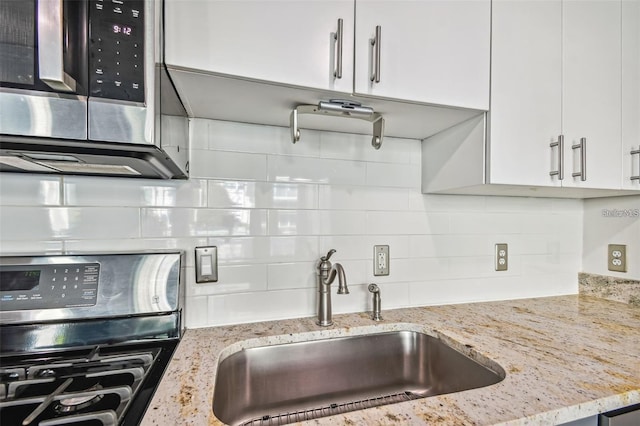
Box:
[0, 270, 41, 291]
[112, 24, 133, 36]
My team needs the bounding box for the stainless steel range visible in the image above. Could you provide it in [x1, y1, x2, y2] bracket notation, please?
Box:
[0, 251, 184, 425]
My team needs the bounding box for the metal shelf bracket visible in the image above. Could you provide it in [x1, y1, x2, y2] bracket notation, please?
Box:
[290, 100, 385, 150]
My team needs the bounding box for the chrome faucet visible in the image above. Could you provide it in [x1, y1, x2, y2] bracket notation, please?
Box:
[368, 283, 382, 321]
[316, 249, 348, 326]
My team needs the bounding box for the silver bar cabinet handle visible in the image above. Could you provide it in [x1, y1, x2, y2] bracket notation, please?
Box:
[38, 0, 77, 92]
[572, 137, 587, 181]
[631, 147, 640, 181]
[334, 19, 343, 79]
[549, 134, 564, 180]
[370, 25, 381, 83]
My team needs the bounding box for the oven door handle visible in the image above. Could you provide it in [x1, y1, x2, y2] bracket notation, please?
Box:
[37, 0, 77, 92]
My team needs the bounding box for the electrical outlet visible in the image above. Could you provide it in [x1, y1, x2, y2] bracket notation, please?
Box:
[495, 243, 508, 271]
[374, 245, 389, 276]
[608, 244, 627, 272]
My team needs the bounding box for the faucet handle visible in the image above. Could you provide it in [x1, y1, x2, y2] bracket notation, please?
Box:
[368, 283, 380, 293]
[321, 249, 336, 261]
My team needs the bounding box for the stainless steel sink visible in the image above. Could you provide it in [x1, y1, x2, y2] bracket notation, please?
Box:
[213, 330, 505, 425]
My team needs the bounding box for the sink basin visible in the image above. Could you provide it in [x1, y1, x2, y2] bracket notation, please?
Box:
[213, 330, 505, 425]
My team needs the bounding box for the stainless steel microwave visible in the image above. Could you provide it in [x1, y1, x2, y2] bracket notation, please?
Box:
[0, 0, 188, 179]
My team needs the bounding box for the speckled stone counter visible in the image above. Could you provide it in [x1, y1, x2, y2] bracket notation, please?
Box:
[142, 295, 640, 425]
[579, 273, 640, 307]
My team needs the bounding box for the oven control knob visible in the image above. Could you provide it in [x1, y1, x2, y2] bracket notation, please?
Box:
[37, 369, 56, 378]
[2, 372, 20, 381]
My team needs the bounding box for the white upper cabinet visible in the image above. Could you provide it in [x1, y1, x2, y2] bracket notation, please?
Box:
[488, 0, 562, 188]
[422, 0, 639, 198]
[562, 0, 622, 190]
[165, 0, 355, 94]
[353, 0, 490, 110]
[165, 0, 491, 111]
[622, 0, 640, 189]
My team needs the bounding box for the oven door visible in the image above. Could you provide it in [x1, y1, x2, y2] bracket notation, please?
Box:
[599, 404, 640, 426]
[0, 0, 88, 140]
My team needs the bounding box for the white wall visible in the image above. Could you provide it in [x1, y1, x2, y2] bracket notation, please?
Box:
[0, 119, 583, 327]
[583, 196, 640, 280]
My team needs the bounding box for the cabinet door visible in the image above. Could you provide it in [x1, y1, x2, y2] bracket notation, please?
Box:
[489, 0, 562, 187]
[622, 0, 640, 189]
[164, 0, 354, 94]
[562, 0, 622, 189]
[353, 0, 490, 110]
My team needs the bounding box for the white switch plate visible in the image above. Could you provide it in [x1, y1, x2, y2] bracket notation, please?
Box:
[195, 246, 218, 283]
[374, 245, 389, 276]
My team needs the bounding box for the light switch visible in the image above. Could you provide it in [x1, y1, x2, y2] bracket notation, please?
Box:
[201, 255, 213, 276]
[195, 246, 218, 283]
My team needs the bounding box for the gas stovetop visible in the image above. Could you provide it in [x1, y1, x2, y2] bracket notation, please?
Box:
[0, 252, 184, 426]
[0, 341, 177, 426]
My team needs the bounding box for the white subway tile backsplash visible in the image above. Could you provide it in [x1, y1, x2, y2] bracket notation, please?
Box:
[318, 185, 409, 211]
[449, 213, 521, 235]
[0, 174, 61, 206]
[0, 119, 588, 329]
[64, 237, 207, 267]
[0, 240, 64, 255]
[268, 210, 320, 235]
[207, 237, 271, 264]
[409, 235, 497, 258]
[189, 264, 268, 296]
[366, 162, 421, 189]
[268, 236, 320, 262]
[317, 235, 410, 261]
[408, 193, 486, 212]
[207, 288, 315, 326]
[0, 207, 139, 240]
[317, 210, 367, 235]
[208, 119, 321, 157]
[552, 198, 584, 213]
[485, 196, 556, 213]
[521, 213, 583, 238]
[185, 295, 210, 328]
[320, 133, 415, 164]
[337, 259, 369, 286]
[64, 177, 207, 207]
[366, 211, 450, 235]
[268, 155, 366, 185]
[448, 255, 520, 279]
[331, 283, 371, 314]
[190, 149, 267, 180]
[521, 254, 580, 276]
[362, 187, 410, 211]
[408, 276, 525, 306]
[141, 208, 267, 237]
[267, 262, 317, 290]
[403, 258, 450, 282]
[208, 181, 318, 209]
[189, 118, 210, 149]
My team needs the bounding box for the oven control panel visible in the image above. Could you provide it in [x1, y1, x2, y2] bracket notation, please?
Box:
[89, 0, 145, 103]
[0, 263, 99, 310]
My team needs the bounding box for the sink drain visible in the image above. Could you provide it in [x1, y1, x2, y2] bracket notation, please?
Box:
[242, 391, 420, 425]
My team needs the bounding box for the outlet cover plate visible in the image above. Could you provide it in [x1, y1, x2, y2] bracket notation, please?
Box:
[374, 245, 389, 276]
[495, 243, 508, 271]
[608, 244, 627, 272]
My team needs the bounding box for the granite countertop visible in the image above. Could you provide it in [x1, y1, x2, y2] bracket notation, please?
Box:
[142, 295, 640, 425]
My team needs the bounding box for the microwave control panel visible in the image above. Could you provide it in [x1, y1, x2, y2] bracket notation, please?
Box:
[0, 263, 100, 310]
[89, 0, 145, 103]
